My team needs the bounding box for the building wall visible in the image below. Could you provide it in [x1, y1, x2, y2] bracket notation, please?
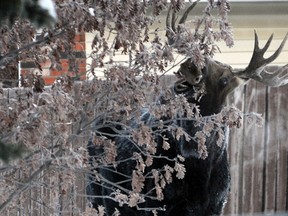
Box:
[20, 2, 288, 85]
[85, 1, 288, 77]
[21, 31, 86, 86]
[214, 2, 288, 68]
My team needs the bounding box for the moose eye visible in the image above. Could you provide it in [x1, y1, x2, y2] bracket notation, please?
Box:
[194, 75, 203, 84]
[219, 77, 228, 88]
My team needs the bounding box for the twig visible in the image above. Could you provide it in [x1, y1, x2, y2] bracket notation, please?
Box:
[0, 25, 67, 68]
[0, 149, 62, 213]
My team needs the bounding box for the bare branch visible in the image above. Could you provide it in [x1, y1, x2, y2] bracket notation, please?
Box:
[0, 29, 65, 68]
[0, 149, 62, 213]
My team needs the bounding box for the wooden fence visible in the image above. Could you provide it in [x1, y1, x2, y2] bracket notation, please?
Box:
[224, 80, 288, 215]
[0, 72, 288, 215]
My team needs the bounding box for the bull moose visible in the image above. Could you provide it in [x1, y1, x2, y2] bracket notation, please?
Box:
[86, 2, 288, 216]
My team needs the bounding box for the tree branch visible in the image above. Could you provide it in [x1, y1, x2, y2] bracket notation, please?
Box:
[0, 27, 66, 68]
[0, 149, 62, 213]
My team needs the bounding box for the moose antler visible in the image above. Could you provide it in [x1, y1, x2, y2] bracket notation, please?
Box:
[235, 31, 288, 87]
[166, 1, 204, 87]
[166, 0, 199, 45]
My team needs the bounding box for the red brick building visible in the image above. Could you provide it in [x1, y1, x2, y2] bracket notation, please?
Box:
[20, 31, 86, 86]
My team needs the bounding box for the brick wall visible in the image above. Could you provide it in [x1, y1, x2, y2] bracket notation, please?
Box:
[21, 31, 86, 86]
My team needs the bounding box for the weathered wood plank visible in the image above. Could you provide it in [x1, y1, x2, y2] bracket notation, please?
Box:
[264, 86, 279, 212]
[224, 86, 245, 215]
[240, 81, 266, 213]
[275, 85, 288, 212]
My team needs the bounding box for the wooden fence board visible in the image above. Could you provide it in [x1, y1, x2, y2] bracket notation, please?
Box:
[224, 86, 245, 215]
[264, 86, 279, 213]
[246, 82, 266, 213]
[242, 83, 255, 213]
[275, 89, 288, 211]
[276, 138, 288, 211]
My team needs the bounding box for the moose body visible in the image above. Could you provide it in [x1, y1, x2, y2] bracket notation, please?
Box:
[87, 116, 231, 216]
[87, 58, 243, 216]
[87, 2, 288, 215]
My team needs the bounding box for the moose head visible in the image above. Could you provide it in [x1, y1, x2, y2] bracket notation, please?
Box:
[166, 2, 288, 116]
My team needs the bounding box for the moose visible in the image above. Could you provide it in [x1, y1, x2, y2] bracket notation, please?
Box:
[86, 3, 288, 216]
